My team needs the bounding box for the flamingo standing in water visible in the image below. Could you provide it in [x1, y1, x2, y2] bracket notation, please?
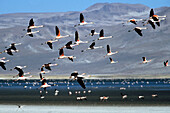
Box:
[58, 48, 76, 62]
[128, 27, 148, 36]
[164, 60, 168, 67]
[14, 66, 31, 80]
[0, 57, 9, 70]
[74, 31, 88, 45]
[70, 71, 86, 89]
[74, 13, 94, 27]
[81, 42, 103, 52]
[54, 26, 70, 40]
[97, 29, 113, 40]
[105, 45, 118, 57]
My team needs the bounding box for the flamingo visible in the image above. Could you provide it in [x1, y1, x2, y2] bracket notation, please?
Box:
[74, 13, 94, 27]
[128, 27, 148, 36]
[70, 71, 86, 89]
[89, 29, 99, 36]
[105, 45, 118, 57]
[164, 60, 168, 67]
[109, 57, 118, 64]
[26, 27, 40, 37]
[40, 66, 50, 74]
[149, 9, 166, 27]
[141, 57, 152, 64]
[6, 43, 21, 51]
[0, 48, 19, 56]
[61, 41, 78, 50]
[54, 26, 70, 40]
[39, 73, 51, 91]
[14, 66, 31, 80]
[81, 42, 103, 52]
[122, 18, 144, 25]
[42, 63, 58, 71]
[74, 31, 88, 45]
[0, 58, 9, 70]
[58, 48, 76, 62]
[143, 19, 156, 29]
[97, 29, 113, 40]
[28, 18, 43, 29]
[43, 40, 58, 49]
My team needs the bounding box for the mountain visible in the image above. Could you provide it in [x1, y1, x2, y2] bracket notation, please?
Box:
[0, 3, 170, 78]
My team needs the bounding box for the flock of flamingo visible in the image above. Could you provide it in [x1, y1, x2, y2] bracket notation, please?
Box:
[0, 8, 168, 93]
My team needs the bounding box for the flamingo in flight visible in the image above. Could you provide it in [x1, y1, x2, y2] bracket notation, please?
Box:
[105, 45, 118, 57]
[42, 63, 58, 71]
[149, 9, 166, 27]
[74, 13, 94, 27]
[141, 57, 152, 64]
[54, 26, 70, 40]
[74, 31, 88, 45]
[39, 73, 51, 91]
[122, 19, 144, 25]
[43, 40, 58, 49]
[14, 66, 31, 80]
[58, 48, 76, 62]
[70, 71, 86, 89]
[97, 29, 113, 40]
[28, 18, 43, 29]
[6, 43, 21, 51]
[81, 42, 103, 52]
[109, 57, 118, 64]
[164, 60, 168, 67]
[0, 48, 19, 56]
[40, 66, 50, 74]
[61, 41, 78, 50]
[143, 19, 156, 29]
[26, 27, 40, 37]
[89, 29, 99, 36]
[0, 57, 9, 70]
[128, 27, 147, 36]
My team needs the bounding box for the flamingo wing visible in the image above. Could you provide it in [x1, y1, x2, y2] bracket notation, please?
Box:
[77, 78, 86, 89]
[47, 42, 53, 49]
[80, 13, 84, 23]
[135, 28, 143, 36]
[0, 62, 6, 70]
[55, 26, 60, 36]
[75, 31, 79, 42]
[89, 42, 95, 49]
[59, 48, 64, 56]
[29, 18, 34, 26]
[107, 45, 111, 53]
[99, 29, 104, 37]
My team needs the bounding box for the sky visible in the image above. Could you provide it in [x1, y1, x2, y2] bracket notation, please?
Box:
[0, 0, 170, 14]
